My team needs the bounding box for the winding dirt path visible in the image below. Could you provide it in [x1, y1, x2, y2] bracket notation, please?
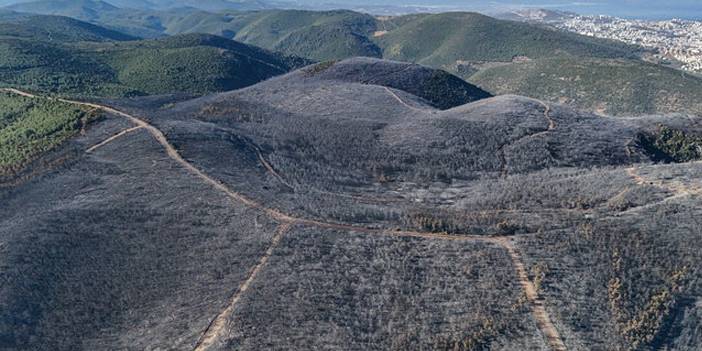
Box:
[627, 165, 702, 197]
[623, 165, 702, 214]
[3, 88, 567, 351]
[255, 154, 404, 204]
[522, 100, 556, 140]
[3, 88, 34, 98]
[250, 143, 295, 190]
[495, 238, 567, 351]
[193, 223, 293, 351]
[498, 99, 556, 177]
[541, 101, 556, 132]
[384, 86, 427, 112]
[626, 167, 649, 186]
[86, 126, 144, 153]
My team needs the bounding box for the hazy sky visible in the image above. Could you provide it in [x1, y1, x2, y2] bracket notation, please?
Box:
[303, 0, 702, 19]
[1, 0, 697, 19]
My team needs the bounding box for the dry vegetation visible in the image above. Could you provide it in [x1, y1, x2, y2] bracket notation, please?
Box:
[1, 59, 701, 350]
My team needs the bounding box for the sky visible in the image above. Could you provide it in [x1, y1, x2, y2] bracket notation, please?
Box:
[299, 0, 702, 19]
[0, 0, 697, 20]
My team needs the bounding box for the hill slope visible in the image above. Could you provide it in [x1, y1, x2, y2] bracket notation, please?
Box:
[229, 10, 381, 61]
[155, 10, 638, 66]
[0, 14, 305, 97]
[0, 14, 136, 42]
[5, 0, 216, 38]
[96, 33, 307, 95]
[1, 59, 701, 350]
[0, 37, 122, 95]
[469, 57, 702, 116]
[375, 12, 638, 69]
[0, 90, 91, 177]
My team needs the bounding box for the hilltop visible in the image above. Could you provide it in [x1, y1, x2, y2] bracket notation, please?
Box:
[298, 57, 492, 109]
[1, 59, 701, 350]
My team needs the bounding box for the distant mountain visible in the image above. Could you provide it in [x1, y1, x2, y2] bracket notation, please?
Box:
[4, 8, 382, 55]
[3, 1, 278, 38]
[120, 0, 276, 11]
[0, 15, 306, 96]
[0, 14, 137, 42]
[103, 0, 157, 8]
[7, 0, 120, 21]
[3, 0, 276, 11]
[0, 7, 641, 65]
[229, 10, 381, 61]
[160, 10, 638, 69]
[375, 12, 638, 69]
[156, 10, 639, 67]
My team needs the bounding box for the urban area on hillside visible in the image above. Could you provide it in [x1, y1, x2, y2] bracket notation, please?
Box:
[508, 9, 702, 72]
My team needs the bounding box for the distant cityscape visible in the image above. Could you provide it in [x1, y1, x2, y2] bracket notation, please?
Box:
[506, 9, 702, 73]
[560, 16, 702, 72]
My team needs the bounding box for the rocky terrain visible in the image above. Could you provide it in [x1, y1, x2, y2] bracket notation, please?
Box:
[1, 59, 701, 350]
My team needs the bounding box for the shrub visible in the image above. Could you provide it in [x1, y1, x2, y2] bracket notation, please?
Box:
[640, 126, 702, 163]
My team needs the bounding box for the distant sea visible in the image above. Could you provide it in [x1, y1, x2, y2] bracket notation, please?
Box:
[322, 1, 702, 20]
[550, 4, 702, 20]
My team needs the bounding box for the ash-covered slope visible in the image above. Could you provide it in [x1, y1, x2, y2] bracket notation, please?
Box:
[167, 59, 675, 189]
[1, 59, 701, 350]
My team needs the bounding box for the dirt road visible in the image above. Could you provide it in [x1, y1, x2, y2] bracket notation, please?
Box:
[193, 223, 293, 351]
[3, 88, 568, 351]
